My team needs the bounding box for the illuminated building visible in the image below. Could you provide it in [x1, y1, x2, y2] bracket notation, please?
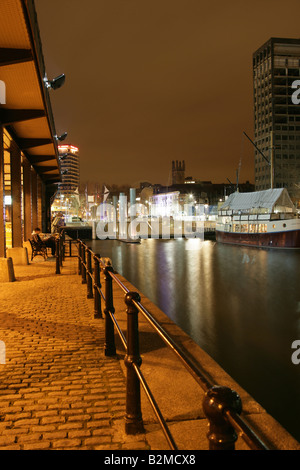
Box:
[58, 145, 80, 195]
[253, 38, 300, 203]
[150, 192, 180, 217]
[50, 145, 80, 221]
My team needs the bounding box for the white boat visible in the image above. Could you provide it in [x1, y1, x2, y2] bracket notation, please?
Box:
[216, 188, 300, 249]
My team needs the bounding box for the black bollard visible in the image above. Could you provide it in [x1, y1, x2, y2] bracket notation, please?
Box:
[86, 249, 93, 299]
[202, 385, 242, 450]
[77, 242, 82, 275]
[81, 244, 87, 284]
[103, 266, 116, 357]
[55, 238, 60, 274]
[93, 254, 102, 319]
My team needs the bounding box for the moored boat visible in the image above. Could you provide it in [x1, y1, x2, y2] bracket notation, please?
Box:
[216, 188, 300, 249]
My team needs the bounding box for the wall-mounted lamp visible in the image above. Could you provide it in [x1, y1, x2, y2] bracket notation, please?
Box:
[44, 73, 65, 90]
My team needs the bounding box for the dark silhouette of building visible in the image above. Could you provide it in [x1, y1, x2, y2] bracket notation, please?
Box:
[172, 160, 185, 184]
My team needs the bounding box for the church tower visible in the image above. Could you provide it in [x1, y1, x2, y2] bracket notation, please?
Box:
[172, 160, 185, 185]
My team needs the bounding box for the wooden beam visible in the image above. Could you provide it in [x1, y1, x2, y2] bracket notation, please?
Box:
[33, 166, 57, 174]
[45, 177, 61, 184]
[28, 155, 56, 164]
[19, 138, 53, 149]
[0, 109, 45, 125]
[0, 48, 33, 66]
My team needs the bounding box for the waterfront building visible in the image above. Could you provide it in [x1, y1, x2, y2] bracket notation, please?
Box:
[50, 145, 80, 220]
[0, 0, 63, 256]
[58, 144, 80, 195]
[152, 181, 254, 207]
[253, 38, 300, 205]
[150, 191, 181, 218]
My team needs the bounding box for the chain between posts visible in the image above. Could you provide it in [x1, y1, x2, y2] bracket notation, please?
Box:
[76, 240, 269, 451]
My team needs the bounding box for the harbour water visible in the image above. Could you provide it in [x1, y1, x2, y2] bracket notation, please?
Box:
[88, 237, 300, 442]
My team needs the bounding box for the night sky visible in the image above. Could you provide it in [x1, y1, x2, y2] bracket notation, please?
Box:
[35, 0, 300, 187]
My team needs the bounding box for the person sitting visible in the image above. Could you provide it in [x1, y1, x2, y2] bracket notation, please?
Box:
[32, 228, 56, 256]
[51, 214, 65, 234]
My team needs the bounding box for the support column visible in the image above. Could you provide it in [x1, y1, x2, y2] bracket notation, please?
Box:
[0, 127, 5, 257]
[10, 141, 22, 247]
[23, 159, 32, 241]
[45, 184, 54, 233]
[37, 176, 43, 229]
[31, 170, 38, 230]
[41, 182, 47, 233]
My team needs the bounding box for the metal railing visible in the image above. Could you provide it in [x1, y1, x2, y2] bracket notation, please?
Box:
[77, 239, 270, 451]
[55, 229, 77, 274]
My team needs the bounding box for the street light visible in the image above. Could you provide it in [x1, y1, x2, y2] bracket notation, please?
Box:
[44, 73, 65, 90]
[55, 132, 68, 142]
[59, 153, 68, 161]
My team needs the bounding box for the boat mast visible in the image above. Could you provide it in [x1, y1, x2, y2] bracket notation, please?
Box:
[243, 131, 272, 189]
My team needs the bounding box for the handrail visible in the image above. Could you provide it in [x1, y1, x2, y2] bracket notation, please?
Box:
[54, 230, 64, 274]
[77, 240, 270, 451]
[55, 228, 77, 274]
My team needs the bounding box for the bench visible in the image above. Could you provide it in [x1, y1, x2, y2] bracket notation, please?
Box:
[28, 239, 48, 261]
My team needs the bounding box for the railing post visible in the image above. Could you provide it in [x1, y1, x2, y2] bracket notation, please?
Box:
[103, 266, 116, 356]
[86, 248, 93, 299]
[77, 241, 82, 275]
[61, 229, 65, 261]
[81, 244, 87, 284]
[60, 235, 63, 267]
[124, 291, 144, 435]
[55, 238, 60, 274]
[202, 385, 242, 450]
[93, 254, 102, 319]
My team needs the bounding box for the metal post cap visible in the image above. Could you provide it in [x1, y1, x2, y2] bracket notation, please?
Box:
[203, 385, 242, 421]
[125, 291, 141, 306]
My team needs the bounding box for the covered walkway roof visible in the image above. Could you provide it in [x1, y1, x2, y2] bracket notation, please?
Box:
[0, 0, 62, 184]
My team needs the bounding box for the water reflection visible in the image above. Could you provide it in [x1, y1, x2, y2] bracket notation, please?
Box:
[89, 238, 300, 442]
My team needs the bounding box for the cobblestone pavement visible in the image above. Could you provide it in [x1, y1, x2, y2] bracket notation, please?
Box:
[0, 256, 150, 450]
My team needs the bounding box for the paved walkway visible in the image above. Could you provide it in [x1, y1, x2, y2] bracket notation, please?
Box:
[0, 251, 299, 451]
[0, 255, 150, 450]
